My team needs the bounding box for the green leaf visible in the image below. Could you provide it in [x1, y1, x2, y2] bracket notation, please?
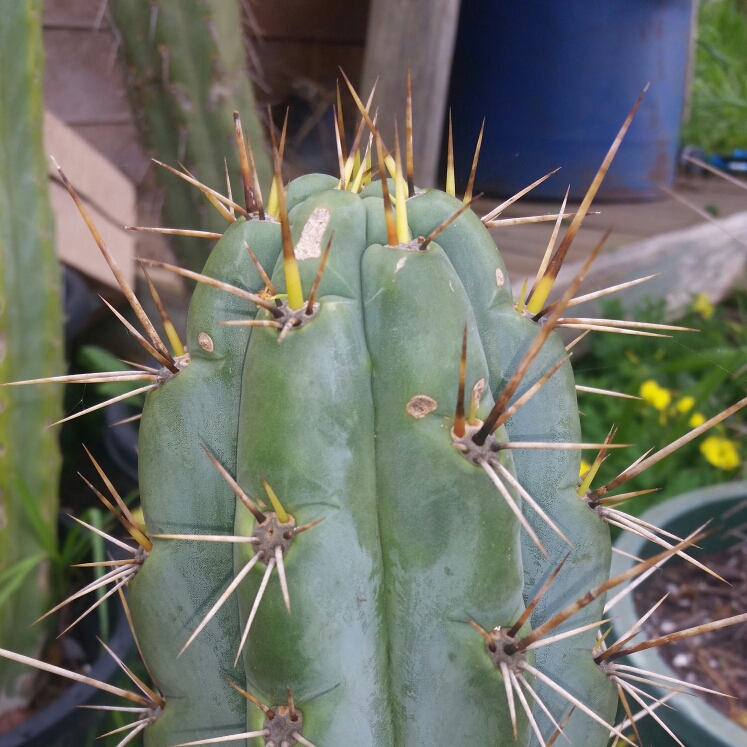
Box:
[0, 553, 45, 609]
[14, 473, 58, 562]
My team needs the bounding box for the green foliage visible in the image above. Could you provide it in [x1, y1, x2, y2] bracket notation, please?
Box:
[682, 0, 747, 153]
[0, 0, 64, 705]
[574, 291, 747, 517]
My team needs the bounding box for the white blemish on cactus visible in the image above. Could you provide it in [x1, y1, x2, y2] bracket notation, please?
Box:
[295, 207, 331, 260]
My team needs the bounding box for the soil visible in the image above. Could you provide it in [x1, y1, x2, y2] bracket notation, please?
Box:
[635, 530, 747, 728]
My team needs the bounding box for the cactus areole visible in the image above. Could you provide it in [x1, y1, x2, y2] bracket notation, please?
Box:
[125, 173, 614, 747]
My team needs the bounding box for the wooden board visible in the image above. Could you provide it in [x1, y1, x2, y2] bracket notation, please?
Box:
[474, 173, 747, 295]
[44, 110, 136, 289]
[554, 209, 747, 321]
[42, 8, 150, 184]
[360, 0, 462, 188]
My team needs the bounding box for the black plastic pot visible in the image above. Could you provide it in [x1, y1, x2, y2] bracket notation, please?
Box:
[611, 482, 747, 747]
[0, 533, 135, 747]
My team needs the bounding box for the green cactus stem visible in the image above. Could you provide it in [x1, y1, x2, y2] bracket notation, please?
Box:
[0, 0, 63, 711]
[109, 0, 272, 271]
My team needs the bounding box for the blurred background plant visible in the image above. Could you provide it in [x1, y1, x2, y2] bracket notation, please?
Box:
[682, 0, 747, 154]
[0, 0, 64, 723]
[575, 289, 747, 522]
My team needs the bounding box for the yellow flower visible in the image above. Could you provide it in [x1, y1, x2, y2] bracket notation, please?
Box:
[692, 292, 714, 320]
[689, 412, 706, 428]
[675, 396, 695, 414]
[700, 435, 740, 470]
[579, 459, 591, 477]
[640, 380, 672, 411]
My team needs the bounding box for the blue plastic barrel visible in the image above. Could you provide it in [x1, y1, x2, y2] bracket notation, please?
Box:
[447, 0, 694, 200]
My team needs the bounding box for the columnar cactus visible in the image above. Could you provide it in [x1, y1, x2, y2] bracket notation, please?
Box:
[3, 75, 747, 747]
[109, 0, 272, 271]
[0, 0, 63, 711]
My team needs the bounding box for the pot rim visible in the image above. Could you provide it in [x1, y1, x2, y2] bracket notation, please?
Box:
[610, 480, 747, 747]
